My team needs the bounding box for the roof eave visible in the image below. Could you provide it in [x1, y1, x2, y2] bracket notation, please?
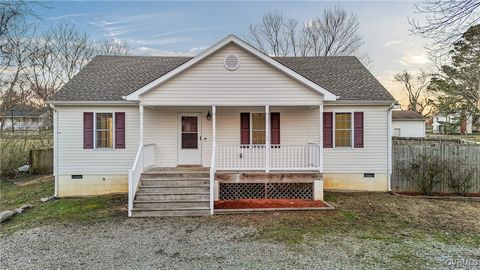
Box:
[48, 100, 139, 106]
[324, 100, 397, 106]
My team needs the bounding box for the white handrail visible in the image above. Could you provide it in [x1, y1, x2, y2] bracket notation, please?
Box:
[216, 144, 321, 171]
[128, 143, 156, 217]
[209, 142, 216, 215]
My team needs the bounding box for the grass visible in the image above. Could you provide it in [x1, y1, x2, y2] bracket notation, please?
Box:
[0, 175, 126, 235]
[216, 192, 480, 249]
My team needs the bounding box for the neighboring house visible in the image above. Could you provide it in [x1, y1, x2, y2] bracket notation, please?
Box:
[392, 110, 425, 138]
[48, 35, 396, 217]
[432, 112, 473, 134]
[474, 118, 480, 132]
[0, 106, 51, 131]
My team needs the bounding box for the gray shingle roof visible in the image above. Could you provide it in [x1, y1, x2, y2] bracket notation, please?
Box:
[274, 56, 394, 101]
[50, 56, 191, 101]
[50, 55, 394, 102]
[392, 110, 425, 121]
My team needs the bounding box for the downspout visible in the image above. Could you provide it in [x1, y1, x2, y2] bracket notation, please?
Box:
[387, 102, 397, 192]
[49, 104, 59, 197]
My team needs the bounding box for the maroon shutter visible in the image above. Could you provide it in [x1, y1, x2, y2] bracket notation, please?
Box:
[83, 112, 94, 149]
[115, 112, 125, 149]
[271, 112, 280, 145]
[354, 112, 364, 148]
[240, 113, 250, 144]
[323, 112, 333, 148]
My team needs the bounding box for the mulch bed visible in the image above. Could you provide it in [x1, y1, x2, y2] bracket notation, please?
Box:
[214, 199, 328, 209]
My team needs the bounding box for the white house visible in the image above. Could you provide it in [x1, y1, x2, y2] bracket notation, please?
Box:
[48, 35, 396, 217]
[432, 112, 473, 134]
[392, 110, 425, 138]
[1, 106, 51, 131]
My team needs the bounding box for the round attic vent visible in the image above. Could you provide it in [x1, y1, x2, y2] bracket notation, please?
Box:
[224, 54, 240, 70]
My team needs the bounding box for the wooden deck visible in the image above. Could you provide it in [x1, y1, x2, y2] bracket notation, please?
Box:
[144, 167, 322, 183]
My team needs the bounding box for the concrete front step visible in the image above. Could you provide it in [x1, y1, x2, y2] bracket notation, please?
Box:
[141, 173, 210, 180]
[131, 208, 210, 217]
[134, 200, 209, 209]
[138, 186, 209, 194]
[135, 193, 210, 201]
[140, 179, 209, 186]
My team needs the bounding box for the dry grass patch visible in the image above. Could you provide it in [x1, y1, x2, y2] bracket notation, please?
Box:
[213, 192, 480, 247]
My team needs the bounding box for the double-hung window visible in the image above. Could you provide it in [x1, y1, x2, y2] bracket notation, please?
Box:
[334, 112, 352, 147]
[95, 113, 113, 148]
[251, 113, 266, 144]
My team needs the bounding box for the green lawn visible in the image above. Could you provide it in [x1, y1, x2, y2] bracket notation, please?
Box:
[0, 175, 126, 235]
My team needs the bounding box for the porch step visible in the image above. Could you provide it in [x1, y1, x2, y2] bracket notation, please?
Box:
[131, 168, 211, 217]
[138, 186, 209, 194]
[140, 179, 209, 186]
[131, 208, 210, 217]
[134, 200, 209, 209]
[135, 193, 210, 201]
[141, 173, 209, 179]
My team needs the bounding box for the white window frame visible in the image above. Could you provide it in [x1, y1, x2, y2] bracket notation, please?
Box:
[333, 111, 354, 149]
[93, 112, 115, 150]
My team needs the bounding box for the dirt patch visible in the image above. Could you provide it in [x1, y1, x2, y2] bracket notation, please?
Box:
[14, 175, 52, 186]
[396, 191, 480, 198]
[215, 199, 328, 209]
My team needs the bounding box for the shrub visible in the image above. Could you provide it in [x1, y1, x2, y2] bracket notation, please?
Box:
[446, 159, 475, 196]
[404, 154, 445, 195]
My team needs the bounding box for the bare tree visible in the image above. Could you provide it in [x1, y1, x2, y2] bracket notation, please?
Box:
[96, 39, 131, 56]
[248, 11, 289, 56]
[247, 7, 365, 60]
[0, 16, 37, 131]
[394, 71, 435, 116]
[0, 0, 41, 43]
[25, 21, 132, 110]
[410, 0, 480, 45]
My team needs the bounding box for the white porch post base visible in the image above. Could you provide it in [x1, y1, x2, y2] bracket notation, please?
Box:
[313, 180, 324, 201]
[214, 180, 219, 201]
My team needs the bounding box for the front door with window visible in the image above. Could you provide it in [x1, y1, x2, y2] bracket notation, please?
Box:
[177, 113, 202, 165]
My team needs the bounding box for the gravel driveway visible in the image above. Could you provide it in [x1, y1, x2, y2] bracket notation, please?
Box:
[1, 217, 478, 270]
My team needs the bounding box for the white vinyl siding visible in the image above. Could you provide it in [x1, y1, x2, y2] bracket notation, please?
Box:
[392, 120, 425, 138]
[324, 105, 389, 173]
[140, 44, 323, 106]
[143, 107, 212, 168]
[56, 106, 139, 175]
[143, 106, 320, 167]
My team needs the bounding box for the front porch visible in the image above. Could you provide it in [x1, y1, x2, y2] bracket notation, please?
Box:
[128, 104, 326, 216]
[129, 166, 327, 217]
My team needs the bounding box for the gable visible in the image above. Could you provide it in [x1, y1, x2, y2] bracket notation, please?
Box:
[140, 44, 325, 106]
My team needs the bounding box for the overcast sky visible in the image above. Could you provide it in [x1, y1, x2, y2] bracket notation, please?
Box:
[36, 1, 433, 103]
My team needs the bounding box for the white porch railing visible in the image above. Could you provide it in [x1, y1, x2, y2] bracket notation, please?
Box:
[128, 143, 156, 217]
[216, 144, 321, 171]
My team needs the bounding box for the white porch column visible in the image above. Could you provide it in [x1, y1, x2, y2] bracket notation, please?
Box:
[140, 104, 144, 145]
[265, 105, 270, 172]
[139, 104, 144, 172]
[319, 102, 324, 173]
[209, 105, 216, 215]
